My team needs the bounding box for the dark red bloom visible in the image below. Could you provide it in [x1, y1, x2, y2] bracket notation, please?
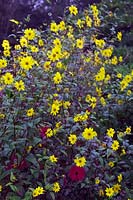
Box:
[40, 126, 49, 138]
[69, 165, 86, 181]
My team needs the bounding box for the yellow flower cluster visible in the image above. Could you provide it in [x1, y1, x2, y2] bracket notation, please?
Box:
[32, 186, 44, 197]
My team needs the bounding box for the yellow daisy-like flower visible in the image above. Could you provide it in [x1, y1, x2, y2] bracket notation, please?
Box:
[125, 127, 131, 134]
[3, 72, 14, 85]
[68, 134, 77, 145]
[106, 128, 115, 137]
[14, 80, 25, 91]
[20, 56, 35, 71]
[53, 72, 62, 84]
[2, 39, 10, 50]
[113, 183, 121, 194]
[108, 161, 115, 168]
[82, 127, 97, 140]
[105, 187, 114, 197]
[69, 5, 78, 15]
[20, 36, 28, 47]
[76, 38, 84, 49]
[26, 108, 35, 117]
[95, 178, 100, 184]
[50, 22, 58, 32]
[74, 156, 86, 167]
[51, 103, 60, 116]
[0, 59, 7, 68]
[111, 140, 119, 151]
[44, 61, 51, 71]
[32, 186, 45, 197]
[24, 28, 36, 40]
[53, 182, 60, 193]
[49, 155, 58, 163]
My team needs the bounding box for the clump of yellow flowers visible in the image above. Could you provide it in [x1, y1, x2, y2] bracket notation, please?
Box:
[0, 3, 132, 200]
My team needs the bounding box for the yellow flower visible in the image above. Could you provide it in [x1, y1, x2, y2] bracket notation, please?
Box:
[26, 108, 35, 117]
[14, 80, 25, 91]
[30, 45, 39, 53]
[51, 103, 60, 116]
[20, 56, 34, 70]
[121, 149, 126, 156]
[127, 90, 132, 96]
[53, 182, 60, 193]
[119, 56, 123, 62]
[86, 16, 92, 27]
[117, 32, 122, 41]
[53, 38, 61, 47]
[111, 56, 118, 65]
[95, 67, 105, 82]
[63, 101, 71, 109]
[3, 72, 14, 85]
[68, 134, 77, 145]
[24, 28, 36, 40]
[105, 187, 114, 197]
[69, 5, 78, 15]
[0, 184, 2, 192]
[111, 140, 119, 151]
[46, 128, 53, 137]
[100, 97, 106, 106]
[76, 38, 84, 49]
[0, 59, 7, 68]
[38, 39, 44, 47]
[117, 73, 122, 78]
[32, 186, 45, 197]
[44, 61, 51, 71]
[94, 39, 105, 49]
[26, 145, 32, 152]
[101, 47, 113, 58]
[108, 161, 115, 168]
[95, 178, 100, 184]
[125, 127, 131, 134]
[74, 156, 86, 167]
[82, 127, 97, 140]
[2, 39, 10, 50]
[56, 62, 64, 69]
[0, 113, 5, 119]
[58, 20, 66, 31]
[20, 37, 28, 47]
[77, 19, 85, 29]
[49, 155, 58, 163]
[53, 72, 62, 84]
[106, 128, 115, 137]
[3, 49, 11, 57]
[118, 174, 122, 183]
[15, 45, 21, 50]
[113, 183, 121, 193]
[50, 22, 58, 32]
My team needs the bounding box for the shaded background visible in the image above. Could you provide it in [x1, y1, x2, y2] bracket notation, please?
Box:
[0, 0, 101, 44]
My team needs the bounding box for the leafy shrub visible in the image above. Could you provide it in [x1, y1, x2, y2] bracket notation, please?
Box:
[0, 4, 132, 200]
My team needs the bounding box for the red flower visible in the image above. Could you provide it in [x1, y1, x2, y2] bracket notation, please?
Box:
[40, 126, 49, 138]
[69, 165, 86, 181]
